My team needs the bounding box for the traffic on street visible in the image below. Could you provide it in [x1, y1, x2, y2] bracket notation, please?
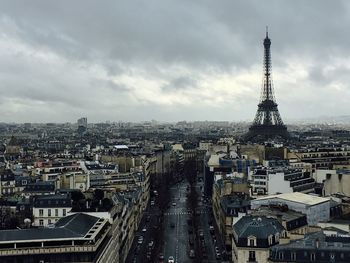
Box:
[126, 176, 228, 263]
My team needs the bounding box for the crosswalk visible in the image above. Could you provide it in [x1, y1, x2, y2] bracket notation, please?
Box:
[164, 210, 209, 216]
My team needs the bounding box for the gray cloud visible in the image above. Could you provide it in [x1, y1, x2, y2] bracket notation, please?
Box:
[0, 0, 349, 122]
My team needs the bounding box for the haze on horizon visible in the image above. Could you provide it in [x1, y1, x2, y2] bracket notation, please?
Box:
[0, 0, 349, 123]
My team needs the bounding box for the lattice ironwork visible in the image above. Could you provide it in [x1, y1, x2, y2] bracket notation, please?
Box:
[246, 29, 289, 141]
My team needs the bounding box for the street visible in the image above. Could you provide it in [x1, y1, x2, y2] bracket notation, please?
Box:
[163, 182, 191, 263]
[126, 177, 227, 263]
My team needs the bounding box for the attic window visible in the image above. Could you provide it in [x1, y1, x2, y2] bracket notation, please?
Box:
[291, 252, 296, 261]
[311, 253, 315, 261]
[248, 236, 256, 247]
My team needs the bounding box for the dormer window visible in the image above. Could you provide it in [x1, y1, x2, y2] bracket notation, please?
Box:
[248, 236, 256, 247]
[268, 234, 273, 245]
[275, 233, 280, 242]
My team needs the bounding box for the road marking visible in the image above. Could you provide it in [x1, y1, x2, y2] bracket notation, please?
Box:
[164, 210, 208, 216]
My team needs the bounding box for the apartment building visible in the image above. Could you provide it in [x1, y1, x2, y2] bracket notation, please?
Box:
[0, 213, 110, 262]
[32, 193, 72, 226]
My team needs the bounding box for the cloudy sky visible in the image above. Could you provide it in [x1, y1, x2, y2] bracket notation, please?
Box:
[0, 0, 349, 123]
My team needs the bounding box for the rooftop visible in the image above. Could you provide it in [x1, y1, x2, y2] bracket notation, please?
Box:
[233, 215, 285, 239]
[0, 213, 105, 244]
[254, 192, 330, 206]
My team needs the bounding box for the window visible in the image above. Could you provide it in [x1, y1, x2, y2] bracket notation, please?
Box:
[291, 252, 296, 261]
[39, 219, 44, 226]
[63, 209, 66, 216]
[248, 251, 256, 262]
[48, 209, 51, 217]
[48, 219, 51, 224]
[279, 252, 284, 260]
[55, 209, 58, 217]
[311, 253, 315, 261]
[39, 209, 44, 216]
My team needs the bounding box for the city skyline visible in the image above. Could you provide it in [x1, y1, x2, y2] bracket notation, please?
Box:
[0, 1, 350, 123]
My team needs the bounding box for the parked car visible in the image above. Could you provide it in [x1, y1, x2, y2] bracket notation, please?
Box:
[168, 256, 175, 263]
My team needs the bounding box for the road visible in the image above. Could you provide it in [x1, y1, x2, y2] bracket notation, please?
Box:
[195, 177, 227, 262]
[163, 181, 191, 263]
[125, 199, 162, 263]
[126, 177, 227, 263]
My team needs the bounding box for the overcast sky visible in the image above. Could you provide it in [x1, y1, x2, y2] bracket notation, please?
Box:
[0, 0, 349, 123]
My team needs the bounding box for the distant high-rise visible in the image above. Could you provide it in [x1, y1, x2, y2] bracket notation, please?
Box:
[77, 117, 87, 134]
[245, 29, 289, 141]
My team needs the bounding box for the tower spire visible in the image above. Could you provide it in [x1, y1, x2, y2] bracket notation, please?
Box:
[266, 26, 268, 38]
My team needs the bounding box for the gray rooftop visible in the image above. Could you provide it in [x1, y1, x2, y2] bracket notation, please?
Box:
[0, 213, 101, 243]
[233, 215, 285, 239]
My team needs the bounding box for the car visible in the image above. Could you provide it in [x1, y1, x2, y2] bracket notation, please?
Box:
[216, 252, 221, 259]
[142, 227, 147, 232]
[146, 215, 151, 222]
[189, 249, 195, 258]
[168, 256, 175, 263]
[172, 202, 176, 206]
[148, 240, 154, 249]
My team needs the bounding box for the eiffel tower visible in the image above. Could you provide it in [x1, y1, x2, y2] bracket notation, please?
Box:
[245, 29, 289, 141]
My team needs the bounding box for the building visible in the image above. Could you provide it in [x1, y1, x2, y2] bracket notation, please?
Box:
[250, 206, 309, 239]
[77, 117, 88, 134]
[0, 170, 16, 196]
[287, 146, 350, 173]
[251, 192, 330, 225]
[269, 230, 350, 263]
[212, 175, 250, 249]
[32, 193, 72, 226]
[0, 213, 110, 262]
[23, 181, 56, 196]
[251, 166, 315, 195]
[322, 169, 350, 196]
[204, 153, 232, 197]
[232, 215, 286, 263]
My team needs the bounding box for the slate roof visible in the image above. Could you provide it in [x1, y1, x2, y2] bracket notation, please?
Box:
[0, 213, 100, 243]
[275, 231, 350, 251]
[24, 181, 55, 192]
[33, 194, 71, 208]
[234, 215, 285, 239]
